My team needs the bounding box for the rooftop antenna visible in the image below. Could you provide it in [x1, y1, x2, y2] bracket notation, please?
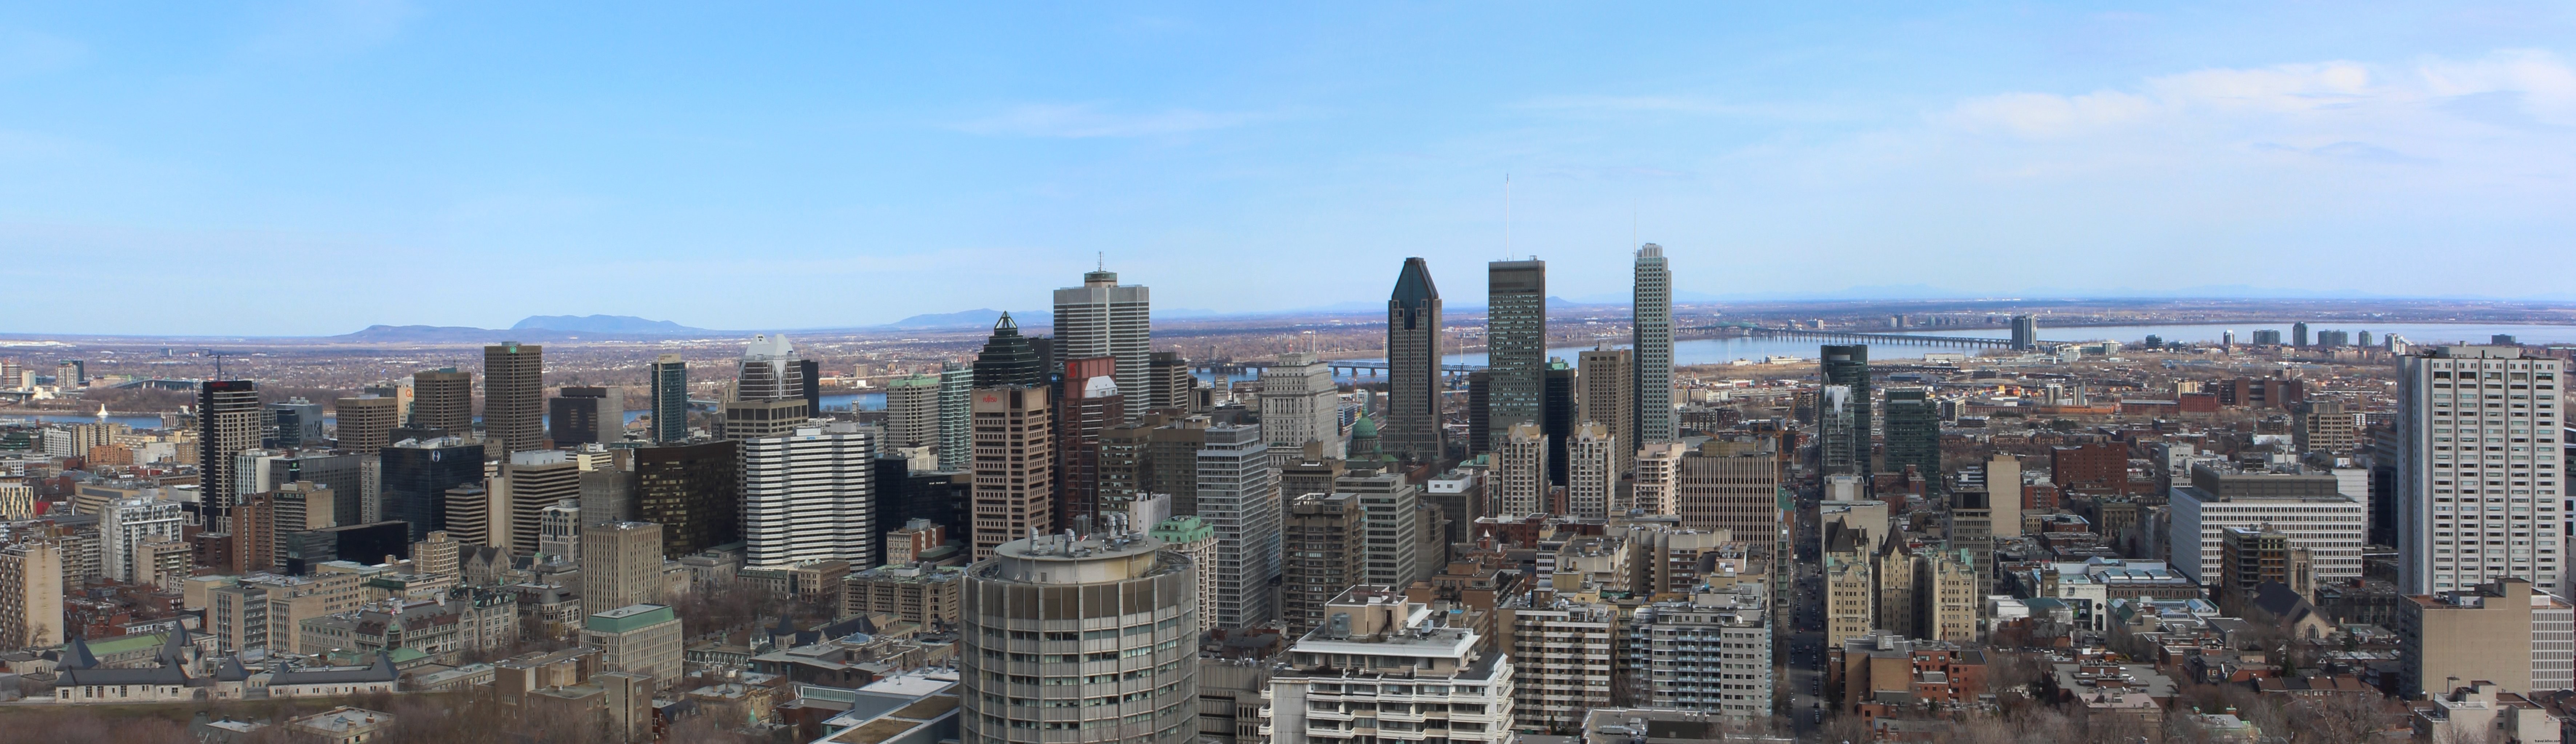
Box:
[1504, 173, 1512, 259]
[1097, 252, 1104, 271]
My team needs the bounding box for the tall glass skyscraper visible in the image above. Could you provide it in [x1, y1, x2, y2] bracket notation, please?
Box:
[1632, 244, 1675, 444]
[1384, 257, 1445, 462]
[648, 354, 688, 443]
[1485, 259, 1547, 439]
[483, 341, 544, 455]
[1820, 345, 1873, 484]
[937, 362, 973, 472]
[972, 313, 1047, 390]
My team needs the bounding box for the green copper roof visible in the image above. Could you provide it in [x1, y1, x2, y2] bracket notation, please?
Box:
[1149, 516, 1214, 543]
[1350, 416, 1379, 438]
[586, 604, 678, 634]
[85, 632, 168, 657]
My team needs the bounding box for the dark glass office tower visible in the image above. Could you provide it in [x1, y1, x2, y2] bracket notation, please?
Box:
[483, 342, 545, 455]
[1486, 260, 1547, 435]
[1385, 257, 1445, 463]
[635, 440, 741, 558]
[1883, 387, 1940, 484]
[381, 437, 486, 541]
[973, 313, 1047, 390]
[200, 380, 263, 530]
[1466, 371, 1492, 454]
[1543, 358, 1575, 487]
[649, 354, 689, 443]
[796, 359, 822, 413]
[550, 386, 623, 445]
[1820, 345, 1873, 484]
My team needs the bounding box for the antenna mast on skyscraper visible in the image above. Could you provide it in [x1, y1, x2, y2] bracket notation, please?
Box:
[1504, 173, 1512, 258]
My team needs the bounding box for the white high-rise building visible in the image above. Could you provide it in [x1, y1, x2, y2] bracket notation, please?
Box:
[101, 497, 183, 584]
[1053, 268, 1151, 416]
[2399, 346, 2567, 595]
[1632, 244, 1675, 445]
[1260, 587, 1514, 744]
[1566, 422, 1616, 519]
[1260, 351, 1343, 466]
[1624, 585, 1772, 719]
[2167, 463, 2365, 584]
[741, 423, 878, 569]
[1496, 423, 1547, 517]
[1196, 423, 1280, 628]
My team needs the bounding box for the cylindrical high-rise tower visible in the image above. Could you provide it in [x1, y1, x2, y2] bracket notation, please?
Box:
[962, 528, 1199, 744]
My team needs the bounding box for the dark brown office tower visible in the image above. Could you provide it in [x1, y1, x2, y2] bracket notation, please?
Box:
[635, 441, 741, 558]
[1282, 492, 1364, 637]
[200, 380, 261, 533]
[412, 368, 473, 433]
[796, 359, 821, 413]
[1145, 351, 1196, 415]
[1057, 357, 1124, 529]
[332, 395, 400, 455]
[1147, 417, 1211, 514]
[484, 342, 545, 455]
[971, 386, 1053, 560]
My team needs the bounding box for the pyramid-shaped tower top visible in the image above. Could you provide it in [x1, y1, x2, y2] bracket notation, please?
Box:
[1391, 257, 1439, 310]
[992, 312, 1020, 334]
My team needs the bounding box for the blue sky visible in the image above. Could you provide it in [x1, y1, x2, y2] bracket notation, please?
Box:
[4, 2, 2574, 335]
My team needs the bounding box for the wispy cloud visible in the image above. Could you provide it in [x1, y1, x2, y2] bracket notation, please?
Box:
[1513, 94, 1848, 121]
[956, 103, 1274, 138]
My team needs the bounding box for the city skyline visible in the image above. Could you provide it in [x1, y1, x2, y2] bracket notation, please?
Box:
[4, 4, 2575, 335]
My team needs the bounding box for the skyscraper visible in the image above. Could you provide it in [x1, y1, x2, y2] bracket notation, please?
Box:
[411, 368, 472, 434]
[1339, 469, 1422, 587]
[635, 440, 740, 557]
[1466, 371, 1492, 453]
[1883, 387, 1940, 482]
[1195, 423, 1280, 628]
[972, 386, 1055, 560]
[1565, 423, 1615, 519]
[648, 354, 689, 443]
[2399, 346, 2565, 595]
[1057, 358, 1125, 527]
[484, 342, 545, 455]
[1544, 357, 1575, 487]
[582, 521, 665, 613]
[2009, 315, 2040, 351]
[1486, 259, 1547, 432]
[1281, 492, 1361, 637]
[937, 362, 974, 471]
[1632, 244, 1675, 445]
[961, 531, 1198, 744]
[1817, 385, 1862, 479]
[2293, 321, 2312, 348]
[332, 395, 400, 456]
[493, 450, 581, 556]
[883, 373, 940, 448]
[1260, 351, 1342, 467]
[200, 380, 261, 532]
[1385, 257, 1445, 462]
[1496, 423, 1547, 517]
[380, 436, 485, 542]
[1820, 345, 1873, 483]
[1145, 351, 1196, 415]
[1578, 345, 1632, 477]
[722, 335, 811, 441]
[548, 386, 624, 446]
[741, 422, 877, 569]
[972, 313, 1046, 390]
[1053, 267, 1151, 412]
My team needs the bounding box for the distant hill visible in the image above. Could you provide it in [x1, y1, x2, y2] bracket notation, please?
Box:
[881, 309, 1052, 329]
[511, 315, 713, 335]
